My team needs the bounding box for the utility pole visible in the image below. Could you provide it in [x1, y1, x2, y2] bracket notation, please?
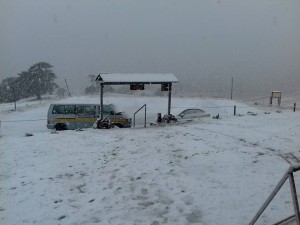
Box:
[65, 78, 71, 96]
[230, 77, 233, 100]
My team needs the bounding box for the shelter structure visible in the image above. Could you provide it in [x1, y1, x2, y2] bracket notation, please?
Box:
[95, 73, 178, 119]
[270, 91, 282, 106]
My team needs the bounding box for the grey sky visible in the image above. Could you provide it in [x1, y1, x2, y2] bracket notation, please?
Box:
[1, 0, 300, 97]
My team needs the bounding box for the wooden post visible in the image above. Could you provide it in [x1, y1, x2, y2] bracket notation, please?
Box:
[234, 105, 236, 116]
[294, 103, 296, 112]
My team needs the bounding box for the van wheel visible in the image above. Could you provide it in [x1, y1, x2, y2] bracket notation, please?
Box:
[55, 123, 67, 131]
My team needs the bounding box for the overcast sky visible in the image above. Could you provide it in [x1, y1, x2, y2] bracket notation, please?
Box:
[1, 0, 300, 97]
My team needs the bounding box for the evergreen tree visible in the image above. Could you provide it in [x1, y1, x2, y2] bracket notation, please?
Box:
[0, 77, 20, 109]
[0, 62, 58, 102]
[27, 62, 58, 100]
[18, 71, 32, 99]
[28, 62, 58, 100]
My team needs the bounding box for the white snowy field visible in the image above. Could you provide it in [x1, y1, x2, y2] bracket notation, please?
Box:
[1, 94, 300, 225]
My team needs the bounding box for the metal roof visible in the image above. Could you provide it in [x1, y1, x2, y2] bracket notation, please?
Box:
[95, 73, 178, 85]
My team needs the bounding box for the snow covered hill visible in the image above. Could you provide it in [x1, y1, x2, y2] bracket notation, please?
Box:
[1, 95, 300, 225]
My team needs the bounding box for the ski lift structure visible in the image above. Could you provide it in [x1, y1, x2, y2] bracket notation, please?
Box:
[95, 73, 178, 120]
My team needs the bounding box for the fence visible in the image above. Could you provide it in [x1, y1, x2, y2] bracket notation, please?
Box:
[249, 163, 300, 225]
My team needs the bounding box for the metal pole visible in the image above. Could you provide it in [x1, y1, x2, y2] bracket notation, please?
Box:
[289, 172, 300, 225]
[294, 103, 296, 112]
[249, 167, 293, 225]
[168, 83, 172, 115]
[65, 78, 71, 96]
[100, 83, 103, 119]
[133, 104, 146, 128]
[133, 116, 135, 127]
[234, 105, 236, 116]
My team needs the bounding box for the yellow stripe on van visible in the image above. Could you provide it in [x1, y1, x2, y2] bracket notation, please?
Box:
[55, 118, 129, 123]
[55, 118, 96, 123]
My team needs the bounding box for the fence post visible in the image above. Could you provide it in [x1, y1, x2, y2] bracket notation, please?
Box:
[234, 105, 236, 116]
[294, 103, 296, 112]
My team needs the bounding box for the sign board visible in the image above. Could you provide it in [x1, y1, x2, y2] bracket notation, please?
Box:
[130, 84, 144, 90]
[272, 91, 281, 98]
[161, 83, 169, 91]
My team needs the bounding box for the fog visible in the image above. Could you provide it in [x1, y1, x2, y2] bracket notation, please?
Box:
[1, 0, 300, 98]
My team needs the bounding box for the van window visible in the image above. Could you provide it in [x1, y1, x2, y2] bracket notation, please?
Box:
[52, 105, 65, 114]
[52, 105, 76, 114]
[76, 105, 96, 115]
[85, 106, 96, 115]
[76, 105, 85, 114]
[87, 106, 96, 115]
[65, 105, 75, 114]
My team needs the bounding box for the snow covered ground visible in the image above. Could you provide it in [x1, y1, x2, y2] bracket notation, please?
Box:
[1, 94, 300, 225]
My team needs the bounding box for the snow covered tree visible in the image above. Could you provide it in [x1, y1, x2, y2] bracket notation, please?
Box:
[18, 71, 32, 99]
[26, 62, 58, 100]
[0, 77, 20, 109]
[0, 62, 58, 103]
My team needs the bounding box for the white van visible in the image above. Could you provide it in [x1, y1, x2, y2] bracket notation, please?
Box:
[46, 103, 131, 130]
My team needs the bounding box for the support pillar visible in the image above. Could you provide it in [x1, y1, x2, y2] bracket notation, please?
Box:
[168, 83, 172, 115]
[100, 83, 104, 119]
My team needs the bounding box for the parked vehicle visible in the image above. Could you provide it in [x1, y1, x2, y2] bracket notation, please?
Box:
[153, 108, 210, 125]
[176, 108, 210, 120]
[46, 103, 131, 130]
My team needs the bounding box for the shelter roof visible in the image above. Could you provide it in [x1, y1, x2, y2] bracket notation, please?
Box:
[95, 73, 178, 84]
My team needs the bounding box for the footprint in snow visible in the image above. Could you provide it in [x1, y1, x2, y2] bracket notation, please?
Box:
[141, 188, 148, 195]
[155, 189, 174, 205]
[185, 208, 202, 223]
[57, 215, 66, 220]
[182, 195, 194, 206]
[54, 199, 62, 204]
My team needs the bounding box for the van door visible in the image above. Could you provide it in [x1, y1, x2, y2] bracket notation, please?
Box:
[75, 105, 97, 129]
[64, 105, 76, 129]
[51, 105, 76, 130]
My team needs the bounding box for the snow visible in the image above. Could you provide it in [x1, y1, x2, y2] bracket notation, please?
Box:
[1, 94, 300, 225]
